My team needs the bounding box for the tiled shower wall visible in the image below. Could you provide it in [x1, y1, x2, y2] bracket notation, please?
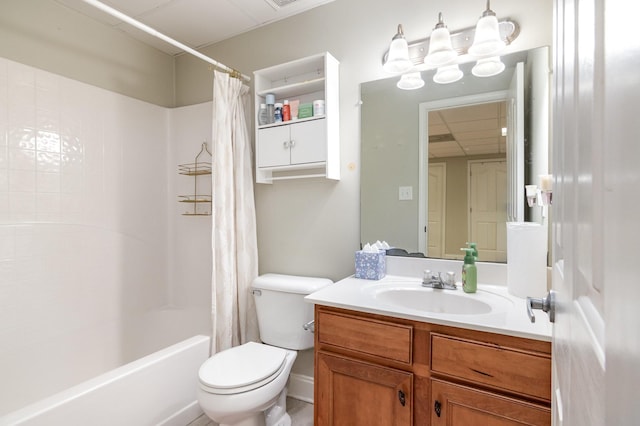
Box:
[0, 57, 173, 414]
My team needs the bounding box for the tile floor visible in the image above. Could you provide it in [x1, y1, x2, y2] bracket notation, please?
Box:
[188, 397, 313, 426]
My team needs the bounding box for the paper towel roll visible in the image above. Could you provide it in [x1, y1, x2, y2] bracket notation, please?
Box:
[507, 222, 547, 298]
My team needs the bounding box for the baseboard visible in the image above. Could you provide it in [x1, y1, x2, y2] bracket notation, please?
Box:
[287, 373, 314, 403]
[158, 400, 204, 426]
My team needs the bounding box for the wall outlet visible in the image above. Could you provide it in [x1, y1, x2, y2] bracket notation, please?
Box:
[398, 186, 413, 201]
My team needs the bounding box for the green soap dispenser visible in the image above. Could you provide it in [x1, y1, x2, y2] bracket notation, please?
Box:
[460, 248, 477, 293]
[466, 242, 478, 261]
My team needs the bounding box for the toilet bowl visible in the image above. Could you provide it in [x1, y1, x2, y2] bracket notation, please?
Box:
[196, 274, 332, 426]
[197, 342, 297, 426]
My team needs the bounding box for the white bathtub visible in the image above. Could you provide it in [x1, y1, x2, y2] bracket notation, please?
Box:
[0, 335, 210, 426]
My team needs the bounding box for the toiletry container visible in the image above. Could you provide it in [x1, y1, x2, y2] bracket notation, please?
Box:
[467, 242, 478, 260]
[312, 99, 325, 116]
[265, 93, 275, 124]
[258, 104, 268, 126]
[274, 103, 283, 123]
[282, 100, 291, 121]
[461, 248, 477, 293]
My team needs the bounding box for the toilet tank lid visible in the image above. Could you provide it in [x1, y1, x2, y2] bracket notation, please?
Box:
[252, 273, 333, 294]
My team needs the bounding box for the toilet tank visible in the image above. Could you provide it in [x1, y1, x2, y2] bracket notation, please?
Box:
[252, 273, 332, 350]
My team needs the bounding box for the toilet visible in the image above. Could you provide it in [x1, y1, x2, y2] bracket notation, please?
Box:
[197, 273, 332, 426]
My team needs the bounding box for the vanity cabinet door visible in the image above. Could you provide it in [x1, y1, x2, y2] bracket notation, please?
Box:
[430, 379, 550, 426]
[316, 352, 412, 426]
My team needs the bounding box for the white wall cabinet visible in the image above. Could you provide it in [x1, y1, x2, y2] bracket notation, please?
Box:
[254, 52, 339, 183]
[257, 118, 326, 168]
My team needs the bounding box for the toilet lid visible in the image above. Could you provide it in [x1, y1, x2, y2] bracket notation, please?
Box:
[199, 342, 288, 394]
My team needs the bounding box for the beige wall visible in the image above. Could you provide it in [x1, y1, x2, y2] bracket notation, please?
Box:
[1, 0, 553, 282]
[0, 0, 175, 107]
[175, 0, 553, 282]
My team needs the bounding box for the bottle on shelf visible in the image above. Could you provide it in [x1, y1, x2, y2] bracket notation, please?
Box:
[265, 93, 275, 124]
[282, 100, 291, 121]
[274, 103, 283, 123]
[258, 103, 268, 125]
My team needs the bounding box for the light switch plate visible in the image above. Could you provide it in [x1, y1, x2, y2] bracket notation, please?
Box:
[399, 186, 413, 201]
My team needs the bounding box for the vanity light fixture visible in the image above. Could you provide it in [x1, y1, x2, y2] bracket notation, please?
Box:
[383, 24, 413, 74]
[424, 13, 457, 67]
[468, 0, 506, 57]
[397, 72, 425, 90]
[381, 2, 519, 90]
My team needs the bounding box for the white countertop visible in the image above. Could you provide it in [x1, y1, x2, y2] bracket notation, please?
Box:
[305, 274, 552, 342]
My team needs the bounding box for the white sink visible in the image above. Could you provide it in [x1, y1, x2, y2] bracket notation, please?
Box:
[375, 288, 492, 314]
[365, 282, 513, 316]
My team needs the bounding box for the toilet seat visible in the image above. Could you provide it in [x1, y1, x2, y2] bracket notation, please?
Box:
[199, 342, 288, 395]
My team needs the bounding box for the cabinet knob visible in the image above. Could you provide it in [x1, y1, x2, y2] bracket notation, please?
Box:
[283, 141, 289, 149]
[434, 400, 442, 417]
[398, 390, 406, 406]
[290, 139, 296, 147]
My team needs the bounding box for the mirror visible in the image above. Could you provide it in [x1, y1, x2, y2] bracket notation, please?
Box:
[360, 46, 550, 262]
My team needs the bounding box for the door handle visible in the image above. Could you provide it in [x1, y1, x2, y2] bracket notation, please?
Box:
[526, 290, 556, 323]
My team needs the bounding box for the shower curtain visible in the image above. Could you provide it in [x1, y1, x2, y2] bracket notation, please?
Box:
[210, 70, 260, 353]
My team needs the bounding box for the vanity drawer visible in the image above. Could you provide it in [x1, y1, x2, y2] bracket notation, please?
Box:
[430, 333, 551, 401]
[317, 310, 413, 364]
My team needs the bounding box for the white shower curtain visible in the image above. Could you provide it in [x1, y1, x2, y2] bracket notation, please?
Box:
[211, 70, 260, 354]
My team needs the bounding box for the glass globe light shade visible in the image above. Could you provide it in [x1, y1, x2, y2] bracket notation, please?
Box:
[397, 72, 425, 90]
[472, 56, 505, 77]
[383, 25, 413, 74]
[468, 14, 505, 57]
[425, 27, 457, 66]
[433, 64, 463, 84]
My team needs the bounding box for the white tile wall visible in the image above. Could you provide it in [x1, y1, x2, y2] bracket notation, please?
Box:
[0, 57, 212, 415]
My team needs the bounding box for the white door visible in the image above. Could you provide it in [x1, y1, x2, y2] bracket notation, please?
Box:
[427, 162, 446, 257]
[550, 0, 640, 424]
[468, 160, 507, 262]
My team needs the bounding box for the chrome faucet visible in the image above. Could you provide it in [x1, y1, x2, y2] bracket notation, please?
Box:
[422, 270, 457, 290]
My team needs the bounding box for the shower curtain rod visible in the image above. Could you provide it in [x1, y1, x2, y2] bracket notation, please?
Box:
[81, 0, 251, 82]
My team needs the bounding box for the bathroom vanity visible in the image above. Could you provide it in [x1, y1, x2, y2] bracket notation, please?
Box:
[306, 274, 552, 426]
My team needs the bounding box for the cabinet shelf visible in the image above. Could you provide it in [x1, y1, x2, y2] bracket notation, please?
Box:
[257, 115, 325, 130]
[256, 77, 325, 100]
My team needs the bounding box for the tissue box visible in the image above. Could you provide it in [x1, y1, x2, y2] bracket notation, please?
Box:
[355, 250, 386, 280]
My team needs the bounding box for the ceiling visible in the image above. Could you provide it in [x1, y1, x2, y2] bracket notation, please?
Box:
[428, 101, 507, 159]
[54, 0, 336, 55]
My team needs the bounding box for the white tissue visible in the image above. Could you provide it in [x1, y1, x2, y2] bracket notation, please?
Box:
[362, 241, 390, 252]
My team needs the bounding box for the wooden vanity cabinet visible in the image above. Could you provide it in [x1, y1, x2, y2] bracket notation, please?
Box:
[314, 305, 551, 426]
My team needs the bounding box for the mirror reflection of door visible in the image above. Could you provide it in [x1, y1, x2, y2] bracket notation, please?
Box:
[468, 160, 507, 261]
[427, 101, 508, 260]
[427, 163, 446, 257]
